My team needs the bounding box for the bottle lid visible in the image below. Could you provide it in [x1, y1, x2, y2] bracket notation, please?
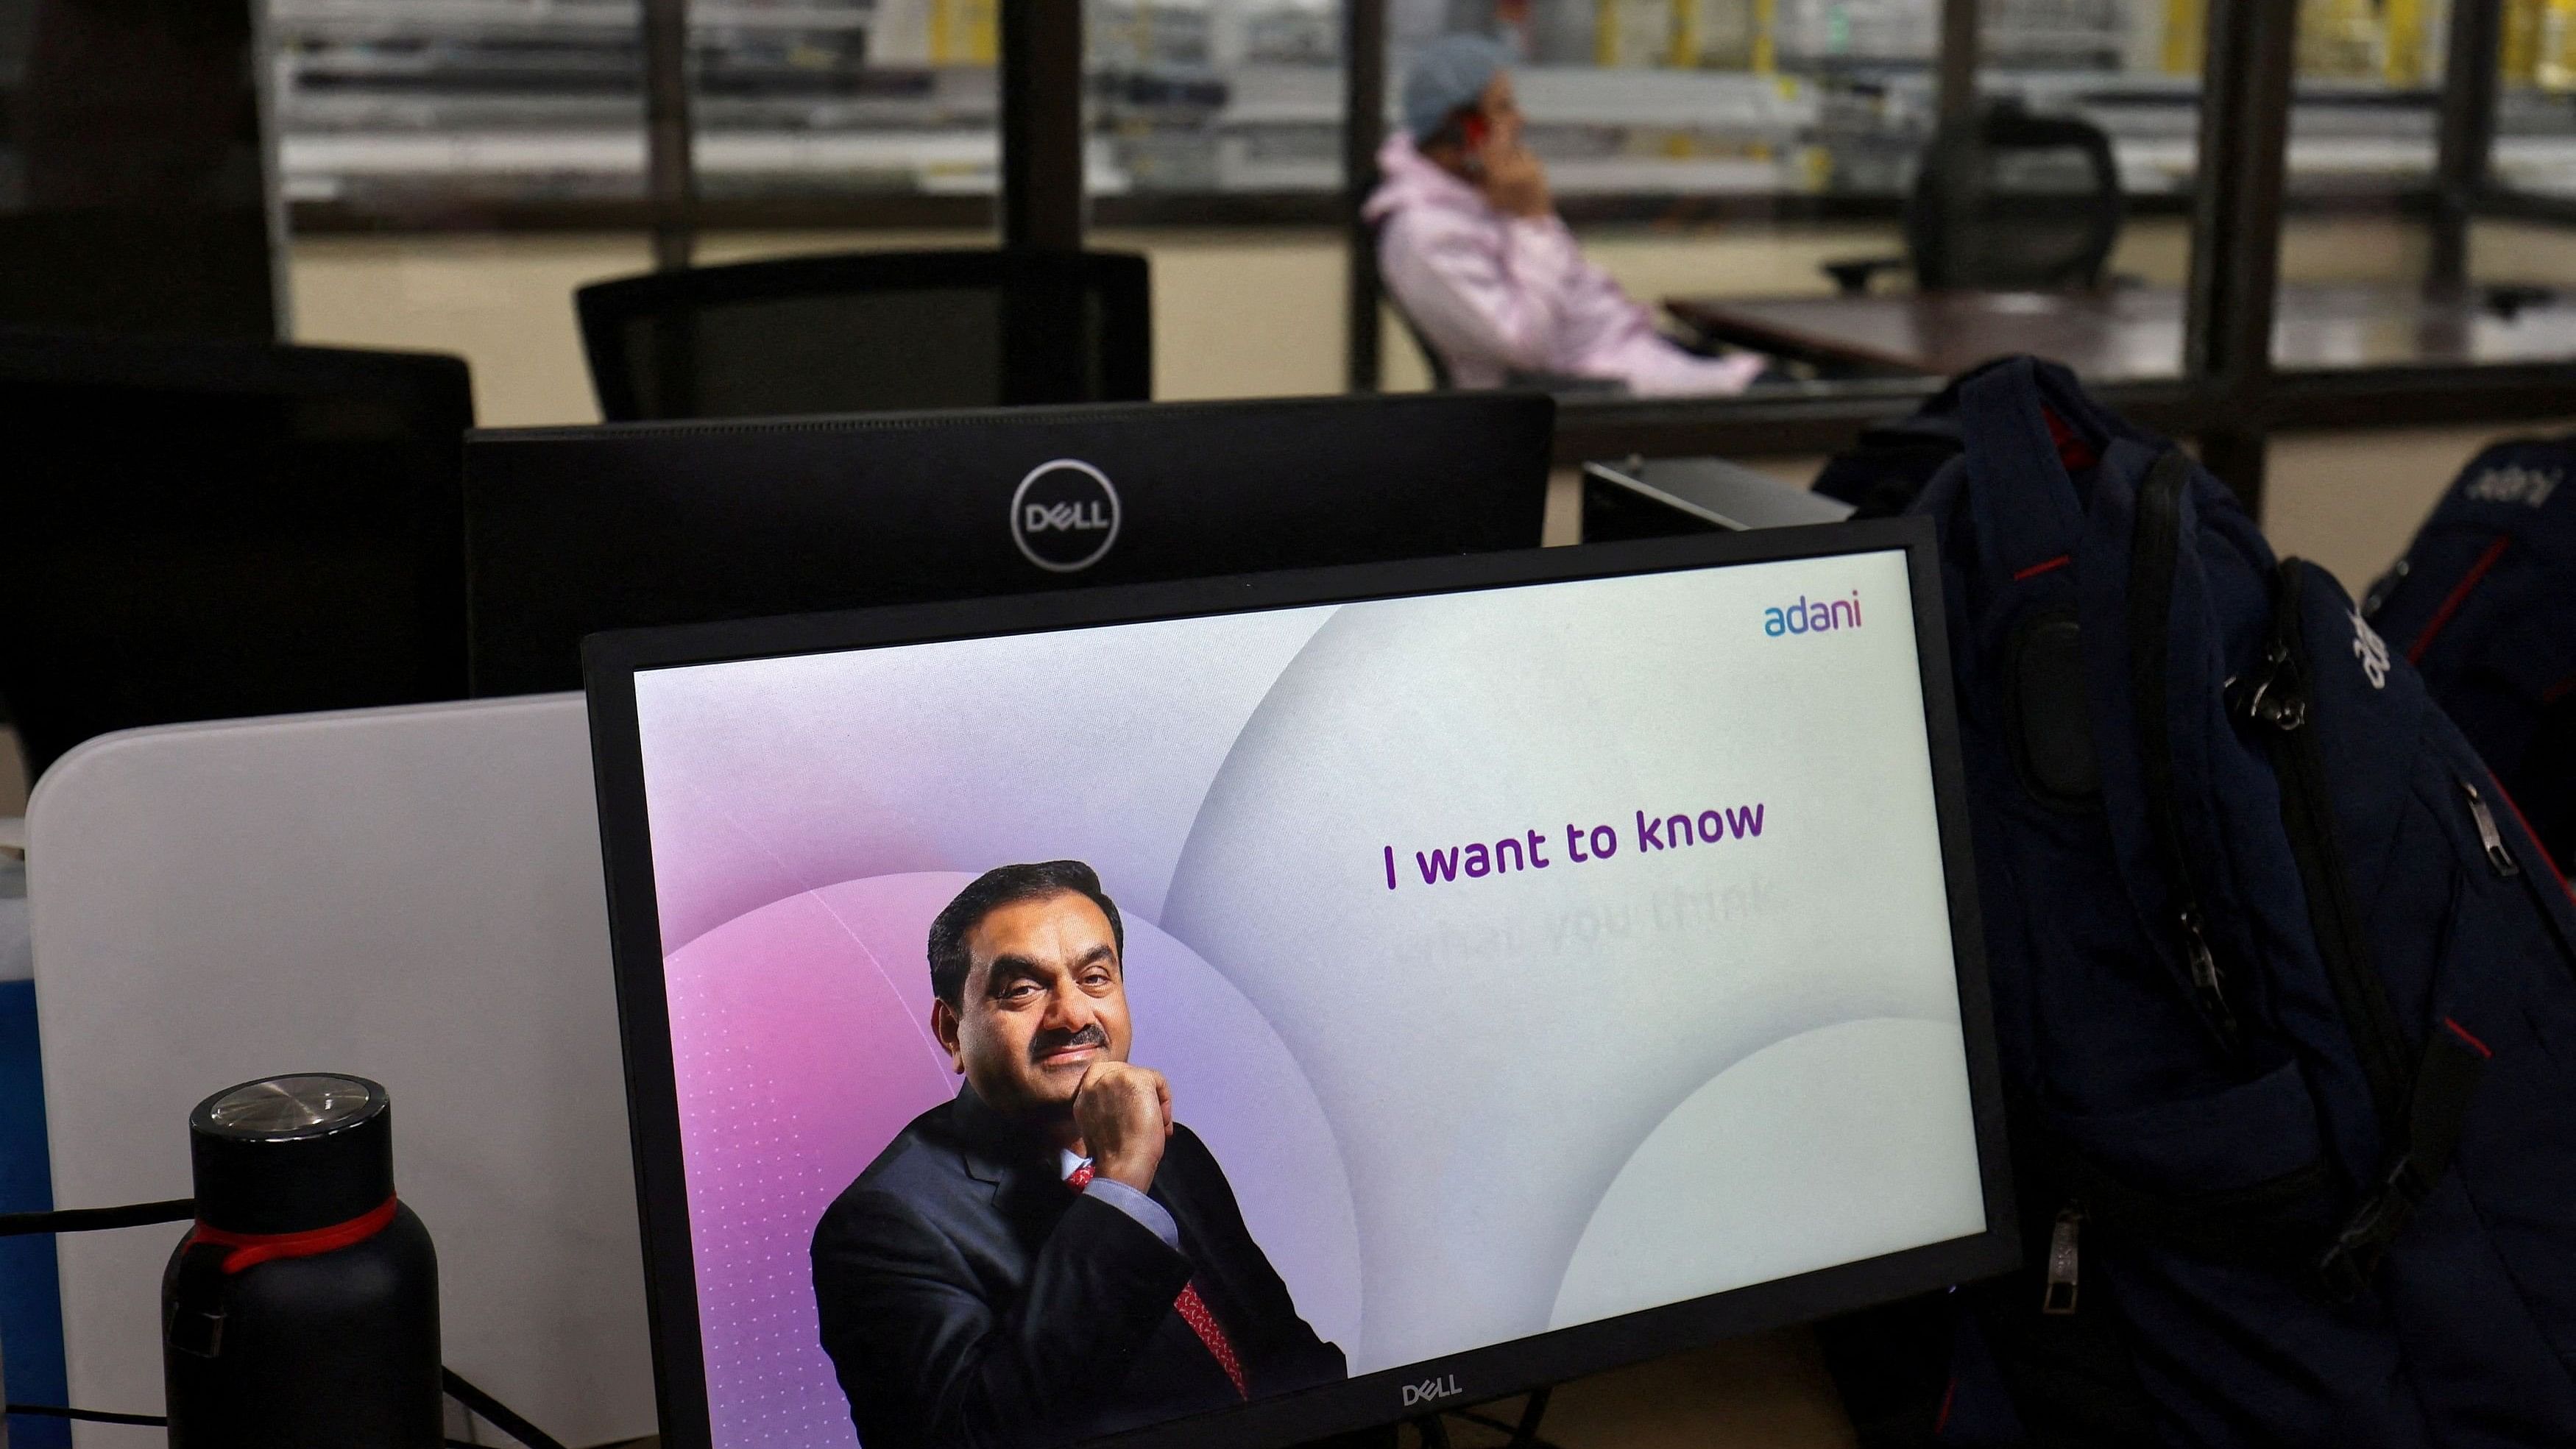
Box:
[188, 1074, 394, 1234]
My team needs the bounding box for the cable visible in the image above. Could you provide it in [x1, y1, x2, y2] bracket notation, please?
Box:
[10, 1373, 567, 1449]
[10, 1402, 514, 1449]
[0, 1199, 195, 1237]
[7, 1403, 165, 1427]
[443, 1368, 571, 1449]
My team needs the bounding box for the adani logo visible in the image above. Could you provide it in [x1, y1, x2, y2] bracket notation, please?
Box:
[1764, 589, 1864, 638]
[1011, 458, 1122, 573]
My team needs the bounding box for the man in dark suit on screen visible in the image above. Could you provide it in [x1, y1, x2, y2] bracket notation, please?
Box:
[812, 860, 1346, 1449]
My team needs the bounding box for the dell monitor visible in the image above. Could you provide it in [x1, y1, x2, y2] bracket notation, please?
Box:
[465, 392, 1554, 697]
[0, 327, 470, 779]
[583, 524, 2013, 1449]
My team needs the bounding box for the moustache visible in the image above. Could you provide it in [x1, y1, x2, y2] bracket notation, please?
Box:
[1030, 1024, 1107, 1063]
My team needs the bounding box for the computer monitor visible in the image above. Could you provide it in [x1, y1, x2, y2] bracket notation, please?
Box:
[0, 327, 471, 779]
[465, 392, 1554, 697]
[0, 0, 276, 338]
[584, 525, 2014, 1449]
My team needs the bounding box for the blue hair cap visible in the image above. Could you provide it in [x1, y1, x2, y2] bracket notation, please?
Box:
[1401, 33, 1515, 143]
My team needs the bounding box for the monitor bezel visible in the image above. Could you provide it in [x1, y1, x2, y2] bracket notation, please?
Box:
[583, 520, 2017, 1449]
[463, 389, 1556, 699]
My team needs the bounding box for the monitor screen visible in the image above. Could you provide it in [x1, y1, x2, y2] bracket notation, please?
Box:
[585, 526, 2011, 1449]
[467, 392, 1552, 697]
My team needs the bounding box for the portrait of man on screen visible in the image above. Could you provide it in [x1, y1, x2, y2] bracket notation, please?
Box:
[810, 860, 1347, 1449]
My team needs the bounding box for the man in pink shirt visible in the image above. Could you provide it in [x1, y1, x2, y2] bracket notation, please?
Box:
[1363, 35, 1769, 396]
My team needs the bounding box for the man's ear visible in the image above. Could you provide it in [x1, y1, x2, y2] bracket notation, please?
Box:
[930, 999, 966, 1074]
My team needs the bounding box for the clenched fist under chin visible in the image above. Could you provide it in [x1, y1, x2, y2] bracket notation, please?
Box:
[1480, 144, 1553, 220]
[1072, 1060, 1173, 1191]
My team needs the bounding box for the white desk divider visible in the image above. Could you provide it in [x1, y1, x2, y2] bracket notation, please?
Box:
[26, 695, 653, 1447]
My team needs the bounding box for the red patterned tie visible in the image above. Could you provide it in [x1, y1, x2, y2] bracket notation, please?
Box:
[1066, 1161, 1248, 1398]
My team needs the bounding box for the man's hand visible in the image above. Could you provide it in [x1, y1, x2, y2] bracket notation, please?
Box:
[1482, 143, 1552, 219]
[1072, 1060, 1172, 1191]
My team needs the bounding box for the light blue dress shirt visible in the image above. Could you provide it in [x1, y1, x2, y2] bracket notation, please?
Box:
[1060, 1147, 1179, 1250]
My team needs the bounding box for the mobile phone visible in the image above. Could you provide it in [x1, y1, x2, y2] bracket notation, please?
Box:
[1459, 113, 1490, 181]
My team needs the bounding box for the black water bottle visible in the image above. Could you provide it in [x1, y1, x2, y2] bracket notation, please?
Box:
[163, 1074, 442, 1448]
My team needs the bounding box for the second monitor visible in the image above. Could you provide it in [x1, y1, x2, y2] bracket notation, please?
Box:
[465, 392, 1554, 696]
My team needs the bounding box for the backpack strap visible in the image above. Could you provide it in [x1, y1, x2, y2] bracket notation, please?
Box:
[2315, 1025, 2488, 1300]
[2042, 558, 2494, 1300]
[2243, 559, 2493, 1302]
[2037, 1031, 2487, 1303]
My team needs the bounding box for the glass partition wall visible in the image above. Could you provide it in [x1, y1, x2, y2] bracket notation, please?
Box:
[272, 0, 2576, 509]
[276, 0, 1002, 220]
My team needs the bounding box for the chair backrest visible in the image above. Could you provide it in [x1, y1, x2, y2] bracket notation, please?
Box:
[576, 249, 1152, 421]
[0, 327, 473, 780]
[1365, 219, 1457, 390]
[1904, 104, 2123, 291]
[1396, 303, 1457, 390]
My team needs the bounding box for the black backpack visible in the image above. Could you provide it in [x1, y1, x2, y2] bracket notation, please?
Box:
[2365, 436, 2576, 877]
[1830, 358, 2576, 1448]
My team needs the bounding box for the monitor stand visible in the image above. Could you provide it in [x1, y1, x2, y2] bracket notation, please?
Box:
[1284, 1385, 1567, 1449]
[1415, 1386, 1567, 1449]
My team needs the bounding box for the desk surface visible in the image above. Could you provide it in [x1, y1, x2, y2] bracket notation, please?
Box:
[1666, 283, 2576, 381]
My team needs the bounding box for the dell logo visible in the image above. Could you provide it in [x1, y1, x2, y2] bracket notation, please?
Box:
[1011, 458, 1122, 573]
[1400, 1375, 1462, 1408]
[1023, 501, 1111, 534]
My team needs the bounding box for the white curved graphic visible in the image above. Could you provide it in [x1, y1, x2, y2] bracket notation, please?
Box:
[1551, 1018, 1986, 1330]
[1158, 558, 1975, 1370]
[630, 606, 1332, 952]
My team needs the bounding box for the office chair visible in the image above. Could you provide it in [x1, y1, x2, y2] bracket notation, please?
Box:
[1822, 102, 2123, 294]
[576, 249, 1152, 421]
[0, 327, 473, 779]
[1391, 291, 1459, 391]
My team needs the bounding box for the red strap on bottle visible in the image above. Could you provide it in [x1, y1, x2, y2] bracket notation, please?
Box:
[188, 1196, 398, 1275]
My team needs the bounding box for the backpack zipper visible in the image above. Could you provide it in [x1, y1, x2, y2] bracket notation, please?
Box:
[2129, 450, 2243, 1052]
[2040, 1204, 2084, 1315]
[2477, 774, 2576, 966]
[2460, 779, 2520, 879]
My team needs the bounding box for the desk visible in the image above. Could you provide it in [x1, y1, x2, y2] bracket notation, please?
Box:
[1666, 284, 2576, 382]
